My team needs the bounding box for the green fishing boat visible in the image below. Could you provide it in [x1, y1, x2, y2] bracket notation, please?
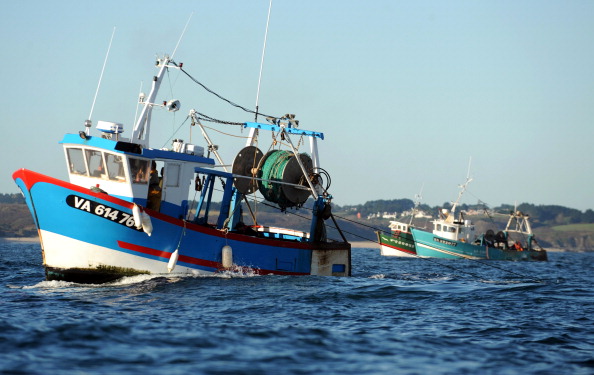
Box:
[376, 221, 416, 257]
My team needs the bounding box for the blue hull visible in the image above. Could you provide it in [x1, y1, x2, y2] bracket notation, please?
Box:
[410, 228, 547, 261]
[14, 169, 351, 282]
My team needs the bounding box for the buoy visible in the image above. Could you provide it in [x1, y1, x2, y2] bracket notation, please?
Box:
[141, 211, 153, 236]
[222, 245, 233, 268]
[132, 204, 142, 229]
[167, 249, 179, 272]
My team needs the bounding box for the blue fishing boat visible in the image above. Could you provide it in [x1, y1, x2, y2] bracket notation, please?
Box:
[410, 178, 547, 261]
[13, 54, 351, 283]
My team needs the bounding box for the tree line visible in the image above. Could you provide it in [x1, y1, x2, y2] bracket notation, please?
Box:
[0, 193, 24, 204]
[335, 199, 594, 227]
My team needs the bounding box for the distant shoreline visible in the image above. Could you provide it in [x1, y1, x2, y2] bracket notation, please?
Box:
[351, 241, 380, 249]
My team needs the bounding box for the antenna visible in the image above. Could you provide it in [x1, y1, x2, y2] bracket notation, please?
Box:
[255, 0, 272, 121]
[133, 81, 144, 127]
[409, 183, 424, 225]
[172, 12, 193, 59]
[86, 27, 116, 135]
[416, 183, 425, 202]
[246, 0, 273, 146]
[450, 157, 473, 215]
[466, 156, 472, 180]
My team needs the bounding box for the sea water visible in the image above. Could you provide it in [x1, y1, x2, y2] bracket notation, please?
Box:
[1, 241, 593, 375]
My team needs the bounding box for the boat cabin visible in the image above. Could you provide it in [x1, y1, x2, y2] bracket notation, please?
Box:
[432, 209, 475, 242]
[388, 221, 410, 234]
[61, 122, 214, 220]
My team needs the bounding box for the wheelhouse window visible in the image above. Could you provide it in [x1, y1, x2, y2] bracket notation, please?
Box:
[105, 153, 126, 182]
[66, 148, 87, 175]
[165, 164, 181, 188]
[85, 149, 106, 178]
[130, 157, 150, 184]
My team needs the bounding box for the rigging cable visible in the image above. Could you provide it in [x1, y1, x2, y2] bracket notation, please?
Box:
[192, 110, 245, 126]
[171, 61, 277, 119]
[161, 116, 190, 149]
[199, 123, 250, 139]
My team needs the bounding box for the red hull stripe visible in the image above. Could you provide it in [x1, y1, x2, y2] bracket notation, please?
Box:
[117, 240, 220, 268]
[381, 243, 416, 255]
[116, 241, 307, 276]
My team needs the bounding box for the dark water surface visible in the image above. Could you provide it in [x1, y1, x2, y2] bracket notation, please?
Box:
[1, 241, 593, 374]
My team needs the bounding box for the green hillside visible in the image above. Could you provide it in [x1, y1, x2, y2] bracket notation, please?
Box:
[552, 223, 594, 232]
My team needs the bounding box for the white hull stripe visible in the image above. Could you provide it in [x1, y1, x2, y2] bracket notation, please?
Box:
[415, 242, 481, 260]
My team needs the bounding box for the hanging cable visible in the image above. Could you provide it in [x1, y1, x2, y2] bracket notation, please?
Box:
[193, 111, 245, 126]
[171, 61, 277, 119]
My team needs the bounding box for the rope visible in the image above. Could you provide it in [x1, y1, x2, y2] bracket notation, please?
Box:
[193, 111, 245, 126]
[199, 124, 250, 139]
[259, 150, 293, 206]
[158, 61, 301, 151]
[175, 219, 187, 250]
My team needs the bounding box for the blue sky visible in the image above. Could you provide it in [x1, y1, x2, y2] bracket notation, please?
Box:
[2, 1, 593, 211]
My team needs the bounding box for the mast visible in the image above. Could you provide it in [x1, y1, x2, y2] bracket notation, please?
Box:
[450, 177, 472, 216]
[131, 16, 191, 147]
[408, 184, 424, 226]
[131, 57, 171, 147]
[189, 110, 228, 171]
[450, 157, 472, 216]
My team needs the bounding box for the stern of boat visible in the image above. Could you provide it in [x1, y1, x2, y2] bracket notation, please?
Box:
[310, 242, 351, 277]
